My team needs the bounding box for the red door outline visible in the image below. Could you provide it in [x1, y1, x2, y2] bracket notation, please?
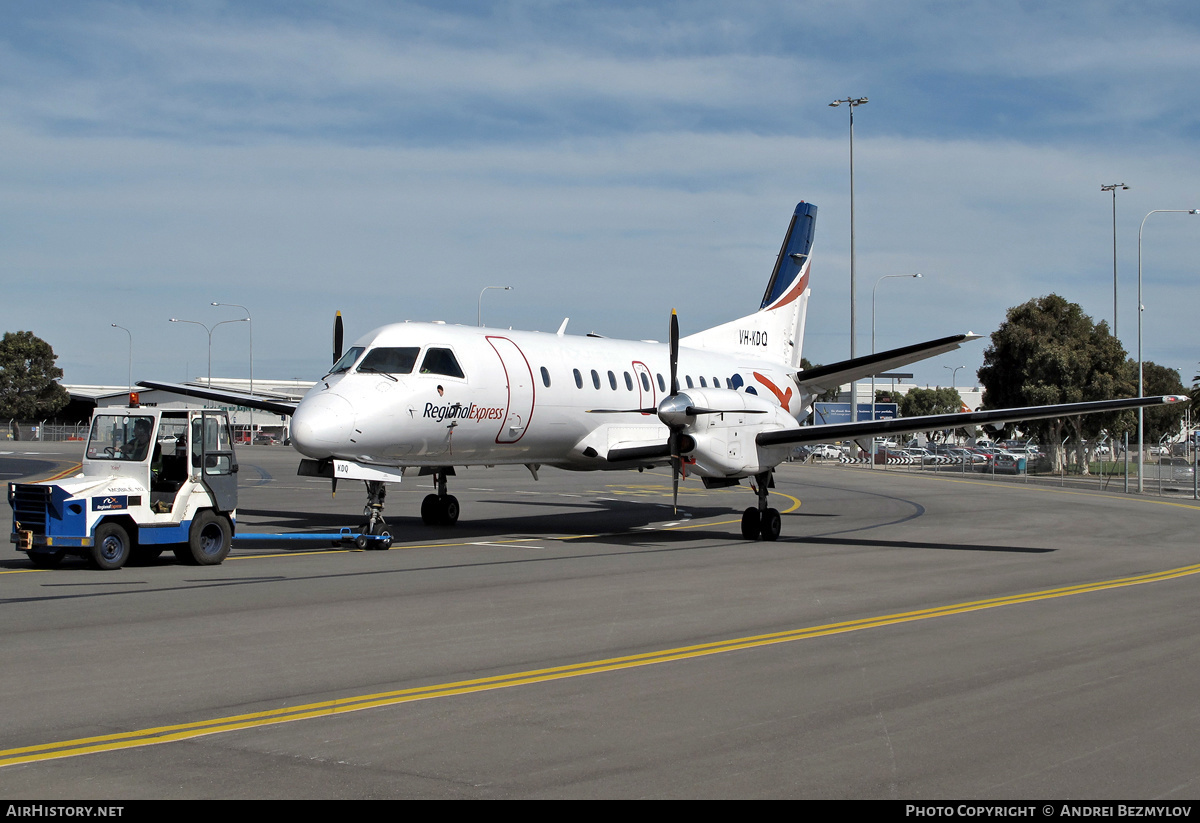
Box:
[486, 336, 536, 443]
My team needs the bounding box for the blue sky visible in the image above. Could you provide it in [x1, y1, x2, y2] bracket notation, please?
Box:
[4, 1, 1200, 396]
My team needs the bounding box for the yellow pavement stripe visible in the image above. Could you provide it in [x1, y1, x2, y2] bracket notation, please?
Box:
[4, 558, 1199, 768]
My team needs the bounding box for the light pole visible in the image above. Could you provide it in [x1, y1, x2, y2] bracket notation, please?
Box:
[111, 324, 132, 395]
[944, 365, 964, 389]
[1136, 208, 1199, 492]
[1101, 184, 1128, 337]
[169, 317, 248, 388]
[830, 96, 868, 427]
[213, 302, 253, 441]
[478, 286, 513, 327]
[871, 273, 922, 462]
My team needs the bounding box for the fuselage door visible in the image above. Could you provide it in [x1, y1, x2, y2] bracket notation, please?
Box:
[486, 336, 535, 443]
[632, 361, 656, 415]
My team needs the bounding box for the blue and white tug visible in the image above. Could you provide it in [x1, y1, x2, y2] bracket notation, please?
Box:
[9, 400, 238, 569]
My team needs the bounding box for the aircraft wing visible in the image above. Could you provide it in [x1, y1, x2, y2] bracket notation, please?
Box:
[756, 395, 1187, 448]
[137, 380, 300, 417]
[796, 333, 982, 393]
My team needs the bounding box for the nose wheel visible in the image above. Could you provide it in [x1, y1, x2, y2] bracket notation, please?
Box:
[359, 480, 391, 549]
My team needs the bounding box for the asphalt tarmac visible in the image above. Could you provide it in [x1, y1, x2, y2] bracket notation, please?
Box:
[2, 442, 1199, 799]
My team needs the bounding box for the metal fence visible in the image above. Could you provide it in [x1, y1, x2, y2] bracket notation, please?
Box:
[4, 421, 90, 442]
[810, 449, 1199, 498]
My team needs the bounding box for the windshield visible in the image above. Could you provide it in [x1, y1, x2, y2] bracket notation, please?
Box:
[86, 414, 156, 461]
[358, 346, 420, 375]
[329, 346, 365, 375]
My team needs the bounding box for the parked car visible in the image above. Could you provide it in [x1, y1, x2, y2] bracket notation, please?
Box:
[810, 444, 842, 460]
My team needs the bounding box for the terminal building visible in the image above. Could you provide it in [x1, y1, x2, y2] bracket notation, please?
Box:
[36, 379, 313, 444]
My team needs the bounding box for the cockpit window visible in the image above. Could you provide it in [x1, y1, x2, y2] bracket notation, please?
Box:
[358, 347, 420, 375]
[330, 346, 364, 374]
[420, 347, 465, 378]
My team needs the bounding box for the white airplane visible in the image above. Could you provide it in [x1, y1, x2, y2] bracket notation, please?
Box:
[141, 201, 1185, 543]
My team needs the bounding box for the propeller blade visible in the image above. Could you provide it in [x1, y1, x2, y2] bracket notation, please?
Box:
[331, 476, 338, 498]
[669, 430, 680, 513]
[586, 407, 659, 415]
[333, 311, 344, 366]
[687, 406, 768, 416]
[669, 309, 680, 396]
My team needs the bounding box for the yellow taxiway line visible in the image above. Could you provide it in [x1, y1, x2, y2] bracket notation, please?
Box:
[3, 556, 1199, 768]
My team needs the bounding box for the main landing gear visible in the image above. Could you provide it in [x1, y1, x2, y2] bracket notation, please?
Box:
[420, 468, 459, 526]
[741, 470, 781, 541]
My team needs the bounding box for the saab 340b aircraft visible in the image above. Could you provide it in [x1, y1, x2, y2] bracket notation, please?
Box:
[141, 201, 1184, 543]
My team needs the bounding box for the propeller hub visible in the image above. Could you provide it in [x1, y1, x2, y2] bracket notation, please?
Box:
[658, 392, 695, 429]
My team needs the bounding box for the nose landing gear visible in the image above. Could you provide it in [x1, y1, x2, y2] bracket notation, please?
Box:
[359, 480, 392, 549]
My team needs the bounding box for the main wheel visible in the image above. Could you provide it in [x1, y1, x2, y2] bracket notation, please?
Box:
[90, 522, 132, 570]
[183, 511, 232, 565]
[27, 551, 65, 569]
[741, 508, 760, 540]
[759, 507, 781, 542]
[420, 494, 439, 525]
[440, 495, 460, 526]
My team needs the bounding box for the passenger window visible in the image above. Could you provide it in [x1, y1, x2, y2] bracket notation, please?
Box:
[591, 369, 601, 389]
[624, 372, 633, 391]
[699, 376, 707, 387]
[420, 348, 465, 378]
[541, 366, 551, 387]
[640, 373, 650, 392]
[358, 347, 420, 375]
[608, 370, 617, 390]
[573, 368, 583, 389]
[656, 374, 665, 392]
[686, 376, 694, 388]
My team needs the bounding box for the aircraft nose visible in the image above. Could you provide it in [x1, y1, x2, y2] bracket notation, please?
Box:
[291, 393, 355, 458]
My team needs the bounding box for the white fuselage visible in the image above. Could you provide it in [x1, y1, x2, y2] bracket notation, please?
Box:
[289, 322, 810, 476]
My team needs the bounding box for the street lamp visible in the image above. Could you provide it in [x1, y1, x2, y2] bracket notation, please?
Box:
[111, 324, 132, 394]
[871, 273, 922, 462]
[213, 302, 253, 441]
[944, 364, 964, 388]
[830, 96, 868, 425]
[169, 317, 249, 388]
[478, 286, 513, 327]
[1101, 184, 1129, 337]
[1136, 208, 1199, 492]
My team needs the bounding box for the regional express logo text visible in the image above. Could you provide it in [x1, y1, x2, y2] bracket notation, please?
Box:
[423, 402, 506, 422]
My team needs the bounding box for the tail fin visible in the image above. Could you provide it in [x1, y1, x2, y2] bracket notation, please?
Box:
[679, 201, 816, 369]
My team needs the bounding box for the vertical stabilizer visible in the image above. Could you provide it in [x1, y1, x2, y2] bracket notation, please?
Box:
[680, 202, 816, 369]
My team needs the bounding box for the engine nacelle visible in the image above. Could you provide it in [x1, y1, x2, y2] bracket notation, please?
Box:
[675, 388, 799, 478]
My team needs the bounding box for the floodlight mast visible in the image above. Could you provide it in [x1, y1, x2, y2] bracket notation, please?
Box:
[830, 96, 868, 429]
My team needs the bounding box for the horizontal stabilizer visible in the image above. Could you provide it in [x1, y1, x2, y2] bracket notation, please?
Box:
[796, 333, 981, 393]
[137, 380, 299, 417]
[757, 395, 1188, 449]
